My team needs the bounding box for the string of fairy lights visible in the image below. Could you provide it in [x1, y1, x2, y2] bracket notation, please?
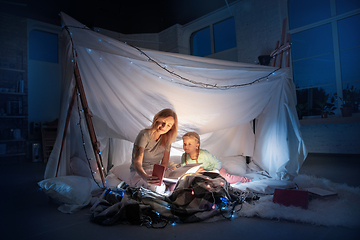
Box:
[65, 24, 282, 90]
[75, 90, 102, 188]
[126, 42, 282, 89]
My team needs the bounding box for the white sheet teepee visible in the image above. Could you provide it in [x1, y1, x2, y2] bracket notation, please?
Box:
[44, 12, 307, 186]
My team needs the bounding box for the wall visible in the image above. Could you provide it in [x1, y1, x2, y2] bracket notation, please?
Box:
[96, 0, 288, 64]
[94, 27, 160, 50]
[300, 119, 360, 154]
[179, 0, 288, 64]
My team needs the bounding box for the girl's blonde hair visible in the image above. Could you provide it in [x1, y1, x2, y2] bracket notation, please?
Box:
[149, 108, 178, 148]
[182, 132, 200, 164]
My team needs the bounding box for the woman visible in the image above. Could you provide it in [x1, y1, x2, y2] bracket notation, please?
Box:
[130, 108, 178, 192]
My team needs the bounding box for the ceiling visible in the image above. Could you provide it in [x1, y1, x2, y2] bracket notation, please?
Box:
[0, 0, 238, 34]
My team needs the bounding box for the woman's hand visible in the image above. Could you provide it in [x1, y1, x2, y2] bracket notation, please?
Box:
[144, 174, 160, 184]
[134, 146, 160, 183]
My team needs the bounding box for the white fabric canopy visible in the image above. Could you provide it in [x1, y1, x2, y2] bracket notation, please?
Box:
[45, 12, 307, 183]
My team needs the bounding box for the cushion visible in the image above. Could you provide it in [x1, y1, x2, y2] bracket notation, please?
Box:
[38, 175, 98, 213]
[219, 155, 247, 176]
[69, 156, 93, 178]
[105, 172, 123, 187]
[108, 162, 132, 184]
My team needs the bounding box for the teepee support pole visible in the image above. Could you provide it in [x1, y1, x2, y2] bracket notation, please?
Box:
[285, 33, 291, 68]
[56, 86, 77, 177]
[271, 41, 279, 67]
[270, 18, 291, 68]
[73, 60, 106, 186]
[277, 18, 287, 68]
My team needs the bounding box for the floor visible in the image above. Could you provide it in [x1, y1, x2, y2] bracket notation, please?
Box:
[1, 153, 359, 240]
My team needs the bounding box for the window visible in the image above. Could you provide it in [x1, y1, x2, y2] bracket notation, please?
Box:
[190, 17, 236, 57]
[213, 18, 237, 53]
[191, 27, 211, 57]
[289, 0, 360, 118]
[29, 30, 58, 63]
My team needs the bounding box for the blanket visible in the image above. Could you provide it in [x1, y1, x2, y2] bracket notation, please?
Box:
[90, 172, 257, 227]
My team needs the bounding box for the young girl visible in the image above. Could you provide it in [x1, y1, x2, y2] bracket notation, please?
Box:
[130, 108, 178, 191]
[181, 132, 251, 184]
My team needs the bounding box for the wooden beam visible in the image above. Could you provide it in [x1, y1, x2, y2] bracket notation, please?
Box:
[73, 60, 106, 187]
[286, 33, 291, 67]
[56, 86, 77, 177]
[277, 18, 287, 68]
[272, 41, 279, 67]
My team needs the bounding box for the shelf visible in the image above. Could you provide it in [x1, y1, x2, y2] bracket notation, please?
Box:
[0, 116, 26, 119]
[0, 153, 26, 158]
[42, 123, 58, 164]
[0, 67, 25, 72]
[0, 138, 26, 143]
[0, 92, 27, 96]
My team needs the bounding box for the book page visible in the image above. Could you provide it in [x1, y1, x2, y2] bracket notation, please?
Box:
[164, 163, 202, 183]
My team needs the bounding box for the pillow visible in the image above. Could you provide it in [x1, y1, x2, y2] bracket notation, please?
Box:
[219, 155, 247, 176]
[38, 175, 98, 213]
[69, 156, 93, 178]
[105, 172, 122, 188]
[109, 162, 132, 184]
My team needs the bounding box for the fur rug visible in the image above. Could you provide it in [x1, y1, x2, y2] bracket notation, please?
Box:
[231, 174, 360, 228]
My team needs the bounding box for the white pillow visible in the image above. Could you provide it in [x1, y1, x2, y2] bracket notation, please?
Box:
[38, 175, 98, 213]
[69, 156, 93, 178]
[109, 162, 132, 184]
[105, 172, 122, 187]
[219, 155, 247, 176]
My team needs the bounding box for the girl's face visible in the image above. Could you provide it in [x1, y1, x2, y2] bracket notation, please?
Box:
[156, 116, 174, 134]
[182, 136, 199, 154]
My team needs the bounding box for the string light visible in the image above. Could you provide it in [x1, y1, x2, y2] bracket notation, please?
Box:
[127, 43, 281, 90]
[75, 88, 101, 188]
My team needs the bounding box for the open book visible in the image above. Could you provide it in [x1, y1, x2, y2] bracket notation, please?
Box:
[163, 163, 203, 184]
[304, 187, 338, 197]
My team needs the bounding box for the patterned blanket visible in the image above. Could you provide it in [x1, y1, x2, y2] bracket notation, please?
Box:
[90, 172, 257, 227]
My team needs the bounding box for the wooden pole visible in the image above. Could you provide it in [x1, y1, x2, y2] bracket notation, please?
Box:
[272, 41, 279, 67]
[271, 18, 291, 69]
[73, 60, 106, 187]
[56, 86, 77, 177]
[286, 33, 291, 68]
[277, 18, 287, 68]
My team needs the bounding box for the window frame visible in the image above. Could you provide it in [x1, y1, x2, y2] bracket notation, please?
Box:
[190, 17, 237, 57]
[288, 0, 360, 115]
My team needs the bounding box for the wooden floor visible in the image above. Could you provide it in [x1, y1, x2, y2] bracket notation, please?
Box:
[1, 153, 359, 240]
